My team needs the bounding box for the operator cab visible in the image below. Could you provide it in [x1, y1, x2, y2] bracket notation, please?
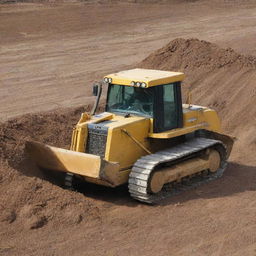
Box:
[104, 68, 184, 133]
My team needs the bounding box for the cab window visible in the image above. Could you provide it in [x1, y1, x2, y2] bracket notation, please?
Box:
[106, 84, 154, 117]
[163, 84, 178, 129]
[153, 82, 183, 132]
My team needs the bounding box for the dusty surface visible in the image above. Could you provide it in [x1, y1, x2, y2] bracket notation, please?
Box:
[1, 0, 256, 120]
[0, 1, 256, 256]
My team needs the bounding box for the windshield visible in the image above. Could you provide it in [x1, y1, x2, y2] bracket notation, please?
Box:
[106, 84, 154, 117]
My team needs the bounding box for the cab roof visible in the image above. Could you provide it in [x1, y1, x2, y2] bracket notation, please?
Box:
[105, 68, 184, 88]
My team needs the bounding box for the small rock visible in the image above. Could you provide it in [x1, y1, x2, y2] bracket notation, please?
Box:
[174, 202, 183, 207]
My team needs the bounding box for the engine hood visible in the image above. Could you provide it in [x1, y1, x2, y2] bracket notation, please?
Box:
[90, 112, 151, 170]
[91, 112, 150, 130]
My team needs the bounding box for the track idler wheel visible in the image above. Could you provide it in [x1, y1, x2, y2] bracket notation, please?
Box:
[150, 171, 166, 194]
[208, 149, 221, 173]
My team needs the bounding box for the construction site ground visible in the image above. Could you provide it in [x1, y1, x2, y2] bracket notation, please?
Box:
[0, 1, 256, 255]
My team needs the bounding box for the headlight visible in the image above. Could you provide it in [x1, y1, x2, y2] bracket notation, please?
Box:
[141, 82, 147, 88]
[104, 77, 112, 83]
[130, 81, 135, 86]
[136, 82, 141, 87]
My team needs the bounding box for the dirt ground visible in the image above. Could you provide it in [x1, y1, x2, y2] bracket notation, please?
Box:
[1, 0, 256, 120]
[1, 1, 256, 255]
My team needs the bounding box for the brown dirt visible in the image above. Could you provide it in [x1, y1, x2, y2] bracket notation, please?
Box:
[1, 0, 256, 121]
[1, 1, 256, 255]
[0, 107, 100, 231]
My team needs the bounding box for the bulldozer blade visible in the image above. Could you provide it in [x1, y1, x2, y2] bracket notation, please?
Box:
[25, 141, 101, 178]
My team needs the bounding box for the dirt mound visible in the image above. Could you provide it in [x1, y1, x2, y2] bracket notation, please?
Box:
[139, 38, 256, 164]
[0, 106, 88, 178]
[140, 38, 256, 70]
[0, 106, 103, 231]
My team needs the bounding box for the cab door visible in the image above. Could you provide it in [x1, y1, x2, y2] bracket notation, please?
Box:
[153, 82, 183, 133]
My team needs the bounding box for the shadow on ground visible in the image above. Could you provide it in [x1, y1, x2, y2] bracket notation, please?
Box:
[160, 162, 256, 206]
[20, 161, 255, 207]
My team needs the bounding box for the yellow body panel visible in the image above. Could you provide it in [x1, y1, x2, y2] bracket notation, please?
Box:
[72, 114, 151, 170]
[105, 68, 184, 87]
[149, 104, 221, 139]
[104, 116, 150, 170]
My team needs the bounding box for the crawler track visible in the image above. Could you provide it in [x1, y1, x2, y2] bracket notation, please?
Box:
[64, 172, 75, 191]
[128, 137, 227, 204]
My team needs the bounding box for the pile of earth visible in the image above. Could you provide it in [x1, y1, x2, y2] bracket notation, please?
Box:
[139, 38, 256, 164]
[0, 106, 104, 231]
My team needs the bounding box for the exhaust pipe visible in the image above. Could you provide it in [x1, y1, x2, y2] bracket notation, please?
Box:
[91, 82, 102, 115]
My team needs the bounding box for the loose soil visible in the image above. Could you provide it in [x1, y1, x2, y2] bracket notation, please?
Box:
[0, 1, 256, 255]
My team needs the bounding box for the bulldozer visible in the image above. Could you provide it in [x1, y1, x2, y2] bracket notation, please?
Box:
[26, 68, 234, 203]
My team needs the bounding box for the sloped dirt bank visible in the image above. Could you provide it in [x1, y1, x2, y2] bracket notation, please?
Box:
[0, 106, 103, 231]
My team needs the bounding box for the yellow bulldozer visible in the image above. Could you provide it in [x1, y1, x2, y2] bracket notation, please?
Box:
[26, 68, 234, 203]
